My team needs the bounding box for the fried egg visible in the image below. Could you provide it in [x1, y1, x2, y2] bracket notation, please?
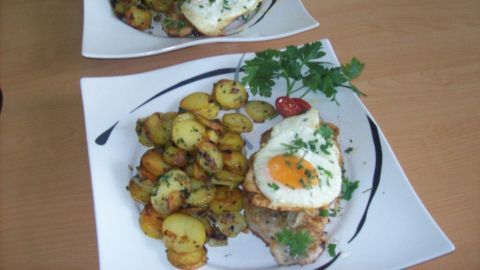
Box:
[253, 109, 343, 209]
[181, 0, 262, 36]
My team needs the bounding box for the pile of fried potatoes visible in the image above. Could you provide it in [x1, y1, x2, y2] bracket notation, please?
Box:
[127, 79, 275, 269]
[112, 0, 196, 37]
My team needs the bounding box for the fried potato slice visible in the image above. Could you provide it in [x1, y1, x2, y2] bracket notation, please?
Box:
[166, 247, 207, 270]
[180, 92, 220, 120]
[186, 185, 216, 208]
[223, 151, 249, 176]
[136, 112, 177, 147]
[209, 186, 243, 215]
[172, 119, 206, 151]
[127, 175, 152, 204]
[218, 132, 245, 151]
[217, 211, 247, 238]
[212, 79, 248, 109]
[139, 204, 164, 239]
[139, 148, 171, 183]
[196, 141, 223, 173]
[245, 100, 276, 123]
[150, 170, 192, 215]
[162, 144, 188, 168]
[162, 213, 207, 253]
[142, 0, 173, 12]
[124, 5, 152, 30]
[222, 113, 253, 133]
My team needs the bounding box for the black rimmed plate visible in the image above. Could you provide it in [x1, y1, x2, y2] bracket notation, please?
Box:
[81, 39, 454, 269]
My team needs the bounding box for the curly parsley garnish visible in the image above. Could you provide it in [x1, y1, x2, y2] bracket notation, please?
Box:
[241, 41, 365, 102]
[275, 228, 314, 257]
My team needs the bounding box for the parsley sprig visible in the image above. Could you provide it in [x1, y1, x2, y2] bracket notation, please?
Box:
[241, 41, 365, 102]
[327, 243, 337, 257]
[275, 228, 314, 257]
[341, 175, 359, 200]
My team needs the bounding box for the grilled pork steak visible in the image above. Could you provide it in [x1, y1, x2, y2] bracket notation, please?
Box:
[244, 198, 328, 265]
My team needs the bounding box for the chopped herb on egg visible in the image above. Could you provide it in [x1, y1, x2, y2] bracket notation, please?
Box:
[317, 166, 333, 186]
[268, 182, 279, 191]
[304, 169, 312, 179]
[282, 135, 323, 156]
[296, 162, 303, 170]
[308, 140, 318, 152]
[315, 123, 333, 140]
[222, 0, 231, 10]
[320, 143, 332, 154]
[281, 134, 308, 155]
[299, 178, 312, 189]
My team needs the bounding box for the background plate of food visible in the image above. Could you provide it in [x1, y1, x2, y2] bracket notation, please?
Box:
[81, 0, 319, 59]
[81, 39, 454, 269]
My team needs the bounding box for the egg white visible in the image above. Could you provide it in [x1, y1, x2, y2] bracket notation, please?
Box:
[253, 109, 343, 209]
[181, 0, 262, 36]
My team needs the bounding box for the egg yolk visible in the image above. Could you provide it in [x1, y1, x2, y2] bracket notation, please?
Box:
[268, 155, 319, 189]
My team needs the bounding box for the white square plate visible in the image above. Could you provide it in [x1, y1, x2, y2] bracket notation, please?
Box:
[81, 39, 454, 269]
[81, 0, 319, 59]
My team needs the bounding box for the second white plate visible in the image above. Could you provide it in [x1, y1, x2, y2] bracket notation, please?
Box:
[81, 0, 319, 59]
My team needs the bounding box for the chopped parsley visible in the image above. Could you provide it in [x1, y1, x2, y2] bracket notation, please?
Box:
[315, 123, 333, 140]
[320, 143, 332, 155]
[267, 182, 279, 191]
[344, 147, 354, 154]
[316, 124, 334, 154]
[275, 228, 314, 257]
[158, 174, 171, 187]
[299, 178, 312, 189]
[317, 166, 332, 186]
[176, 138, 186, 146]
[319, 208, 329, 217]
[341, 176, 359, 200]
[281, 133, 307, 155]
[281, 132, 326, 156]
[327, 243, 337, 257]
[222, 0, 231, 10]
[163, 17, 186, 29]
